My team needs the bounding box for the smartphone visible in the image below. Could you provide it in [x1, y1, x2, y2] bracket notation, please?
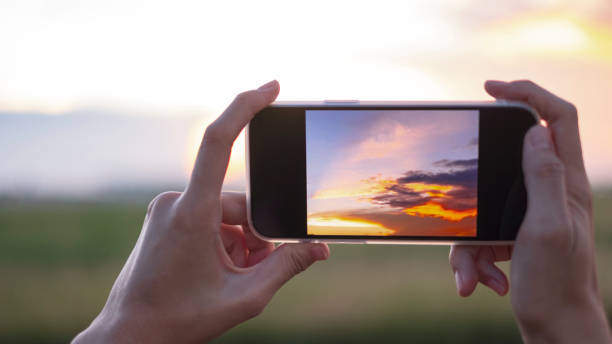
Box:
[246, 101, 539, 245]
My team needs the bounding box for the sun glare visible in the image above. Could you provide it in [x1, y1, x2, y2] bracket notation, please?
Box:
[184, 121, 247, 184]
[484, 11, 612, 60]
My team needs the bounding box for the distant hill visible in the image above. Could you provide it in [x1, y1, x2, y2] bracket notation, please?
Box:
[0, 111, 198, 197]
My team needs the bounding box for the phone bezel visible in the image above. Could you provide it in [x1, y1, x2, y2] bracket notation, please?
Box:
[246, 100, 540, 245]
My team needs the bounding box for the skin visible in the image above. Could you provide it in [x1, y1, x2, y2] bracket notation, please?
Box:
[73, 79, 611, 343]
[449, 80, 611, 343]
[72, 80, 329, 343]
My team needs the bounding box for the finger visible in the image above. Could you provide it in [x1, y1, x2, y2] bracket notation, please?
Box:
[242, 225, 274, 266]
[449, 245, 479, 297]
[250, 243, 329, 294]
[476, 247, 509, 296]
[184, 80, 280, 204]
[220, 224, 248, 268]
[520, 125, 572, 248]
[221, 192, 249, 225]
[491, 245, 513, 262]
[484, 80, 589, 205]
[485, 80, 576, 126]
[219, 192, 274, 265]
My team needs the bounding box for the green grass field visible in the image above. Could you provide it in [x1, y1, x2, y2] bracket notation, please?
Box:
[1, 190, 611, 343]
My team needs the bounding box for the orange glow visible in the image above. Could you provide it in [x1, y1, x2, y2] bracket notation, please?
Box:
[402, 202, 476, 222]
[307, 216, 395, 236]
[425, 191, 446, 197]
[382, 183, 453, 197]
[405, 182, 453, 193]
[314, 180, 458, 200]
[312, 176, 395, 200]
[405, 183, 453, 198]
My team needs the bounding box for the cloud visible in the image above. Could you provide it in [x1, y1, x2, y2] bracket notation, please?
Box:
[371, 184, 430, 209]
[365, 159, 478, 221]
[307, 155, 479, 235]
[397, 166, 478, 189]
[432, 158, 478, 169]
[437, 195, 477, 212]
[347, 121, 417, 163]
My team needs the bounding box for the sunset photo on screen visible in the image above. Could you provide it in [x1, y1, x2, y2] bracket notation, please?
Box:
[306, 110, 479, 237]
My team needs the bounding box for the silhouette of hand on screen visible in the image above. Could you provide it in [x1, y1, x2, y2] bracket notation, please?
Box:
[73, 80, 329, 343]
[449, 80, 611, 343]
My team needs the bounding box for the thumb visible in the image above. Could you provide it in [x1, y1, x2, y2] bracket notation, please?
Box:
[520, 125, 569, 242]
[250, 243, 329, 293]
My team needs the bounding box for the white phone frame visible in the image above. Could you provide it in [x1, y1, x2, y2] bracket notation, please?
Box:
[245, 100, 540, 245]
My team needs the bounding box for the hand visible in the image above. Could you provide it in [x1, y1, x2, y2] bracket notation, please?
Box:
[73, 80, 330, 343]
[449, 80, 611, 342]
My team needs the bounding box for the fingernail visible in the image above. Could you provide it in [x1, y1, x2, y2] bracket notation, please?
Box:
[258, 80, 278, 91]
[311, 244, 329, 261]
[528, 125, 552, 150]
[454, 271, 463, 294]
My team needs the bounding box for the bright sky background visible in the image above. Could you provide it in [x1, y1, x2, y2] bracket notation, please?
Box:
[1, 0, 612, 195]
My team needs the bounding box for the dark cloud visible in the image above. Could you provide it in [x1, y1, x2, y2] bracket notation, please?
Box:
[437, 197, 477, 211]
[367, 160, 478, 215]
[445, 187, 477, 199]
[397, 167, 477, 188]
[432, 158, 478, 169]
[371, 184, 430, 209]
[386, 184, 422, 196]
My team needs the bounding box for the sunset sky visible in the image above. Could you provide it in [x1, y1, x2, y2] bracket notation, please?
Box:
[306, 110, 479, 236]
[1, 0, 611, 196]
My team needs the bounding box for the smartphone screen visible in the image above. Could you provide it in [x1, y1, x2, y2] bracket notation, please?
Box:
[248, 103, 537, 243]
[306, 110, 479, 237]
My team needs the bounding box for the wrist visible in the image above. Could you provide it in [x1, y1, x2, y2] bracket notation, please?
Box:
[73, 307, 170, 344]
[72, 311, 122, 344]
[73, 302, 229, 344]
[516, 292, 611, 344]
